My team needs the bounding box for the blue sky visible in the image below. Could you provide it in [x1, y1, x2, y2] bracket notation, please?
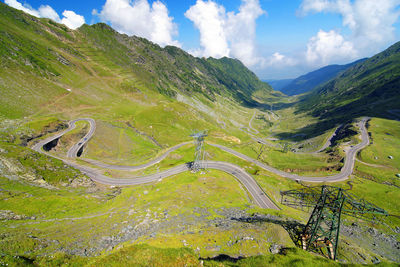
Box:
[3, 0, 400, 79]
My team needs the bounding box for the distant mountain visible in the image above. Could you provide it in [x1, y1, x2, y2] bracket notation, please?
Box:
[279, 59, 367, 96]
[264, 79, 293, 92]
[299, 41, 400, 120]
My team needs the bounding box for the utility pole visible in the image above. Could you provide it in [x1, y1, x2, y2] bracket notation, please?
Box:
[190, 131, 207, 172]
[280, 185, 387, 260]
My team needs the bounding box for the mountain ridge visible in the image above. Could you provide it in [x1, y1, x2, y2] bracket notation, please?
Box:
[275, 58, 367, 96]
[0, 2, 276, 119]
[298, 41, 400, 121]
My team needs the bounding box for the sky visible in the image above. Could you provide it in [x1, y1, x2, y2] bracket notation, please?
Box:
[3, 0, 400, 79]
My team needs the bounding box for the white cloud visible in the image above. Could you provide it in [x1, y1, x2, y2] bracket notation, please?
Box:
[306, 29, 357, 65]
[185, 0, 265, 66]
[61, 11, 86, 30]
[266, 52, 297, 67]
[226, 0, 265, 66]
[98, 0, 180, 47]
[184, 0, 230, 58]
[351, 0, 400, 44]
[4, 0, 85, 29]
[5, 0, 39, 17]
[38, 5, 61, 22]
[300, 0, 400, 53]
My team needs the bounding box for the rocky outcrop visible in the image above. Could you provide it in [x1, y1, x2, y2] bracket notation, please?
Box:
[0, 210, 35, 220]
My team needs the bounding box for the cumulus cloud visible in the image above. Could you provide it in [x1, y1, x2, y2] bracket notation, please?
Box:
[97, 0, 180, 47]
[185, 0, 265, 66]
[184, 0, 230, 58]
[226, 0, 265, 66]
[5, 0, 39, 17]
[265, 52, 297, 67]
[61, 11, 86, 30]
[300, 0, 400, 56]
[4, 0, 85, 29]
[306, 29, 357, 65]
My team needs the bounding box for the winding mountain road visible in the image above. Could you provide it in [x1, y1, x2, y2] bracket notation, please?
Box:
[67, 118, 96, 158]
[32, 117, 370, 209]
[32, 118, 95, 153]
[32, 119, 278, 209]
[211, 118, 369, 182]
[83, 141, 191, 171]
[248, 110, 259, 134]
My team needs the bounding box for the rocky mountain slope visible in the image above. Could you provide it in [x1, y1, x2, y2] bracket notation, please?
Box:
[0, 2, 276, 120]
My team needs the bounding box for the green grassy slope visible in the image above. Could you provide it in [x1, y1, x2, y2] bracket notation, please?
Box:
[0, 2, 278, 121]
[280, 58, 367, 96]
[0, 1, 282, 163]
[298, 42, 400, 121]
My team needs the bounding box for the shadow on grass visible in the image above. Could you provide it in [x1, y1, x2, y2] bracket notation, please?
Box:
[200, 254, 245, 263]
[231, 215, 305, 248]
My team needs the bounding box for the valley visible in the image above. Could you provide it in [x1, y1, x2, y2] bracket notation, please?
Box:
[0, 2, 399, 266]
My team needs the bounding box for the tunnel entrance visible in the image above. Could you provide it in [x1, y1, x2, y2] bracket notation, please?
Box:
[77, 145, 84, 157]
[43, 138, 60, 152]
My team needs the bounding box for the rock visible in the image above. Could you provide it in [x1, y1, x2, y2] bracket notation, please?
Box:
[36, 179, 46, 184]
[368, 227, 378, 236]
[371, 256, 380, 264]
[388, 156, 393, 159]
[269, 243, 282, 254]
[70, 176, 96, 188]
[0, 210, 28, 220]
[396, 174, 400, 178]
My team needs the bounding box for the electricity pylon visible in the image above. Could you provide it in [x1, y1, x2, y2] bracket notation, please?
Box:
[190, 131, 207, 172]
[280, 185, 387, 260]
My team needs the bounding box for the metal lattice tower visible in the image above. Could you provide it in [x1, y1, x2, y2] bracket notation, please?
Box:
[190, 131, 207, 172]
[281, 185, 387, 260]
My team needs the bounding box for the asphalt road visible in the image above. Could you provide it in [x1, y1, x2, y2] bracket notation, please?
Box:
[66, 118, 96, 158]
[210, 117, 370, 183]
[32, 117, 370, 209]
[70, 160, 278, 209]
[32, 118, 95, 154]
[32, 119, 279, 209]
[248, 110, 259, 134]
[84, 141, 192, 171]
